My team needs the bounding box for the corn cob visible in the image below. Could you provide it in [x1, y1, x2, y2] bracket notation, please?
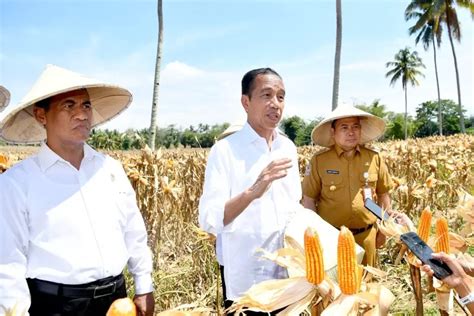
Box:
[435, 218, 450, 254]
[304, 227, 324, 285]
[417, 207, 432, 242]
[337, 226, 359, 295]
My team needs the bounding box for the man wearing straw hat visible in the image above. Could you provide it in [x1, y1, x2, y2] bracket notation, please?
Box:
[199, 68, 301, 313]
[302, 105, 392, 267]
[0, 65, 154, 316]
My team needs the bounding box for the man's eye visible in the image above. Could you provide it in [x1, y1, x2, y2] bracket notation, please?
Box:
[83, 103, 92, 109]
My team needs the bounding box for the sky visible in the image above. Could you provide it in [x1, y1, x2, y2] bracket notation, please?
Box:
[0, 0, 472, 131]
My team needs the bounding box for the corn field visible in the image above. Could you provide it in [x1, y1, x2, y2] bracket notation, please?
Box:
[0, 134, 473, 315]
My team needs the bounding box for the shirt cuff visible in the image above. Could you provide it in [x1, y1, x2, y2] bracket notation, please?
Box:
[134, 274, 154, 295]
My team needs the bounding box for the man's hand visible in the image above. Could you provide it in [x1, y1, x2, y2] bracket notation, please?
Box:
[134, 292, 154, 316]
[248, 158, 293, 199]
[223, 158, 293, 226]
[386, 209, 415, 230]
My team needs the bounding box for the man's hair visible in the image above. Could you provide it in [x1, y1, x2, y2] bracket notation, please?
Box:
[35, 97, 51, 111]
[241, 68, 282, 97]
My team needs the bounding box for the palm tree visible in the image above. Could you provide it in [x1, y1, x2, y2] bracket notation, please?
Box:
[406, 0, 444, 135]
[431, 0, 473, 133]
[331, 0, 342, 110]
[149, 0, 164, 150]
[385, 48, 425, 139]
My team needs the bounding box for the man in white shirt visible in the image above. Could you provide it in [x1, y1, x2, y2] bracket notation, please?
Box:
[0, 65, 154, 316]
[199, 68, 302, 313]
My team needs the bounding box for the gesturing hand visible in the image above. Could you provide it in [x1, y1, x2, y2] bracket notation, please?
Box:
[248, 158, 293, 200]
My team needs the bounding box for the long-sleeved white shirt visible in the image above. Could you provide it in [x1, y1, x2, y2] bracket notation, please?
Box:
[0, 143, 153, 312]
[198, 123, 302, 300]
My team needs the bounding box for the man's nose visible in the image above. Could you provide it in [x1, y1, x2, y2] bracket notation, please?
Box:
[73, 106, 90, 120]
[270, 96, 282, 108]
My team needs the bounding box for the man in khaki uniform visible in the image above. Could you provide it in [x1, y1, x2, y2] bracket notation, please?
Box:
[302, 105, 392, 267]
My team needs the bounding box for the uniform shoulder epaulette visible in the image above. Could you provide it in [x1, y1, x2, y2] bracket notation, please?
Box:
[362, 143, 380, 153]
[312, 146, 331, 156]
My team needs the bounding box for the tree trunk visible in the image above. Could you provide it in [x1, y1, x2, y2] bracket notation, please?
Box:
[444, 0, 465, 133]
[432, 35, 442, 136]
[149, 0, 164, 150]
[331, 0, 342, 111]
[404, 86, 408, 140]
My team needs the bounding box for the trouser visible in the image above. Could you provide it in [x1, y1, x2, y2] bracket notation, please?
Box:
[352, 225, 377, 267]
[27, 274, 127, 316]
[220, 265, 284, 316]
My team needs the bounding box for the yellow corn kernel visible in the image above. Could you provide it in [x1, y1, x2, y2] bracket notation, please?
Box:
[435, 218, 450, 254]
[304, 227, 325, 285]
[337, 226, 359, 295]
[417, 207, 432, 242]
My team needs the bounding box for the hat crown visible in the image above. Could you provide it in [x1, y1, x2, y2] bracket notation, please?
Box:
[19, 64, 104, 106]
[311, 104, 386, 147]
[0, 86, 10, 112]
[0, 64, 132, 144]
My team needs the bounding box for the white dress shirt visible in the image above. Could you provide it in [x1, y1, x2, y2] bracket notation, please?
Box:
[198, 123, 302, 300]
[0, 143, 153, 312]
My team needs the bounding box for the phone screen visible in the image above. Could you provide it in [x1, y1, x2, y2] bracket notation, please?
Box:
[364, 198, 390, 221]
[400, 232, 453, 279]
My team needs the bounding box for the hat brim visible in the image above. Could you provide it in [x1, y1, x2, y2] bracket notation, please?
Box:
[1, 86, 131, 144]
[311, 107, 386, 147]
[0, 86, 11, 112]
[0, 65, 132, 144]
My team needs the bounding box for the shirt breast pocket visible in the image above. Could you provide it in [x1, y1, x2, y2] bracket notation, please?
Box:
[321, 175, 344, 200]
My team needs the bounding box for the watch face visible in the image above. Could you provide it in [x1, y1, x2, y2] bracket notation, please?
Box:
[460, 293, 474, 305]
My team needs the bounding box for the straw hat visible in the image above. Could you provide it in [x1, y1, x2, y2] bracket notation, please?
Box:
[0, 86, 10, 112]
[0, 64, 132, 144]
[311, 104, 386, 147]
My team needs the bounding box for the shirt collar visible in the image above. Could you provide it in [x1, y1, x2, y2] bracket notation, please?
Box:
[240, 122, 279, 145]
[334, 143, 361, 157]
[37, 142, 99, 172]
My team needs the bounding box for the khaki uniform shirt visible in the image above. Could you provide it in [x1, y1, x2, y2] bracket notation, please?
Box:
[302, 144, 392, 229]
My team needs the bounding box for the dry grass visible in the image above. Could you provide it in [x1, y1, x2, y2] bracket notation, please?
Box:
[1, 134, 473, 315]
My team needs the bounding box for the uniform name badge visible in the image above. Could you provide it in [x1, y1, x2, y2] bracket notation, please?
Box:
[363, 172, 372, 200]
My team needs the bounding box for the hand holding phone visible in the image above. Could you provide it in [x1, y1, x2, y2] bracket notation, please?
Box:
[400, 232, 453, 279]
[364, 198, 390, 221]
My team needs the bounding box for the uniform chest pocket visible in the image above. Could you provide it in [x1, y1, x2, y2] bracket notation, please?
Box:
[321, 174, 344, 199]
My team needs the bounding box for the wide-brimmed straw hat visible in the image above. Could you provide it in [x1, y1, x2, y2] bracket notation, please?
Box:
[0, 86, 10, 112]
[311, 104, 386, 147]
[0, 64, 132, 144]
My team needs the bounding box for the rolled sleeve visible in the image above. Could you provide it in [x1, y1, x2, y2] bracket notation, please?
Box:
[376, 155, 393, 195]
[198, 145, 230, 236]
[0, 175, 31, 312]
[302, 155, 321, 199]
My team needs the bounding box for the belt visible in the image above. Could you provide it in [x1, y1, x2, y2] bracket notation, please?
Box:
[349, 223, 374, 235]
[27, 274, 124, 299]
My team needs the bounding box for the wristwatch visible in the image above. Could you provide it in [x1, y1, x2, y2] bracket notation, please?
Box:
[459, 292, 474, 305]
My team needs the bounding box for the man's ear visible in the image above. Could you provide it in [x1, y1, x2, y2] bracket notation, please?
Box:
[330, 127, 335, 138]
[33, 107, 47, 127]
[241, 95, 250, 113]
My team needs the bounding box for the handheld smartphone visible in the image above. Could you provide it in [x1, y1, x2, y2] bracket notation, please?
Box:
[364, 198, 390, 221]
[400, 232, 453, 279]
